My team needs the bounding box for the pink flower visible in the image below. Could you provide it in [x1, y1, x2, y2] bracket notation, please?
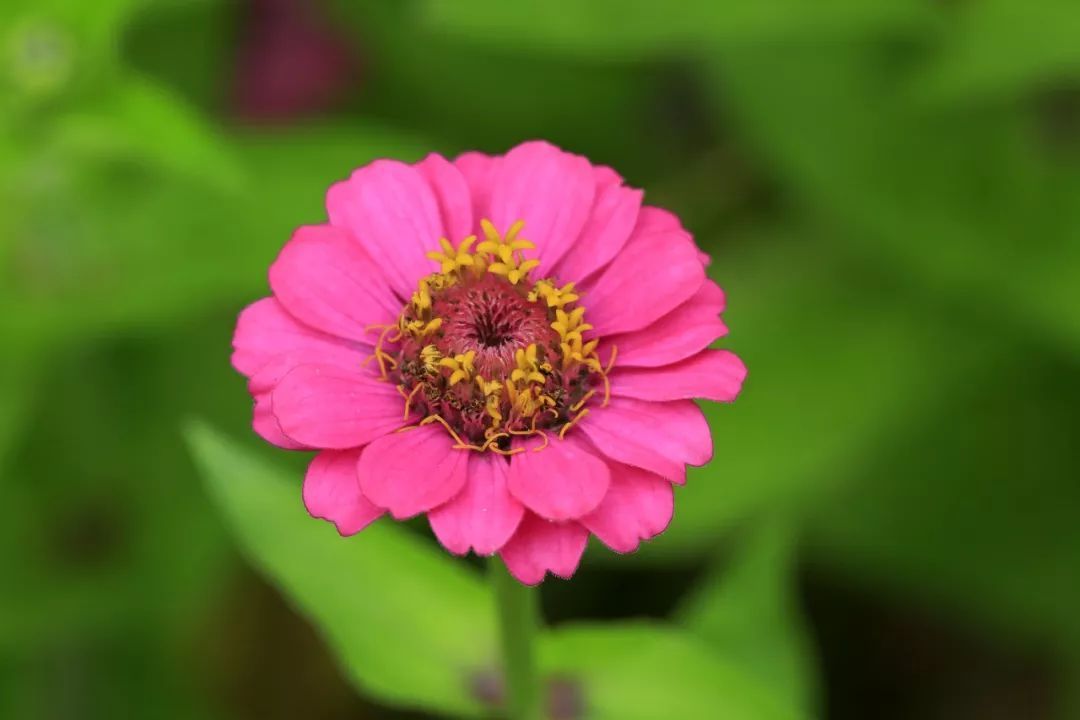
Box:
[231, 141, 746, 584]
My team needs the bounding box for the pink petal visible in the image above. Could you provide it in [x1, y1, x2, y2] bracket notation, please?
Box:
[581, 463, 674, 553]
[271, 364, 405, 449]
[453, 151, 499, 227]
[487, 141, 595, 276]
[232, 297, 363, 379]
[268, 224, 400, 343]
[303, 449, 384, 535]
[358, 424, 469, 519]
[599, 280, 727, 368]
[326, 159, 446, 298]
[253, 392, 308, 449]
[499, 513, 589, 585]
[610, 350, 747, 403]
[428, 453, 524, 556]
[581, 219, 705, 337]
[554, 181, 642, 283]
[579, 397, 712, 484]
[415, 153, 474, 243]
[593, 165, 623, 189]
[246, 347, 360, 396]
[635, 205, 683, 234]
[507, 435, 611, 521]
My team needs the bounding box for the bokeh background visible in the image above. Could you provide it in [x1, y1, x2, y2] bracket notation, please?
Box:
[3, 1, 1079, 718]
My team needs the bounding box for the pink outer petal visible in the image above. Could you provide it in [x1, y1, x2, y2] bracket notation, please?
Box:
[581, 463, 674, 553]
[593, 165, 623, 189]
[253, 392, 308, 449]
[582, 219, 705, 337]
[428, 453, 524, 556]
[610, 349, 747, 403]
[579, 397, 712, 484]
[269, 225, 400, 343]
[487, 141, 596, 276]
[554, 181, 642, 283]
[599, 280, 727, 368]
[304, 449, 384, 535]
[453, 151, 499, 223]
[507, 435, 611, 521]
[415, 153, 474, 243]
[231, 297, 364, 379]
[499, 513, 589, 585]
[358, 424, 469, 519]
[326, 159, 446, 298]
[271, 364, 405, 449]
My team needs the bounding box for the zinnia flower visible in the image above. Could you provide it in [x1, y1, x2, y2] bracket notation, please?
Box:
[231, 141, 746, 584]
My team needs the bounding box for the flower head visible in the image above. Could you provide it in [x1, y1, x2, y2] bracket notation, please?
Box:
[231, 141, 746, 584]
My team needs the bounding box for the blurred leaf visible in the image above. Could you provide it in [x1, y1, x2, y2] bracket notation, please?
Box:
[0, 327, 236, 650]
[1, 0, 147, 102]
[705, 44, 1080, 353]
[919, 0, 1080, 105]
[540, 622, 803, 720]
[805, 353, 1080, 650]
[186, 421, 497, 717]
[2, 122, 427, 346]
[614, 228, 1001, 558]
[50, 73, 244, 191]
[420, 0, 932, 60]
[329, 1, 672, 178]
[0, 342, 39, 474]
[677, 518, 819, 715]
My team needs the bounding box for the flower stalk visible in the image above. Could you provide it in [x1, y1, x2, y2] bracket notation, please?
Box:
[490, 558, 543, 720]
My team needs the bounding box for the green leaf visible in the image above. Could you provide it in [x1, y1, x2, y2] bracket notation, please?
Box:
[805, 354, 1080, 650]
[185, 421, 497, 717]
[705, 44, 1080, 353]
[0, 342, 38, 474]
[918, 0, 1080, 105]
[612, 227, 1001, 558]
[677, 519, 819, 716]
[2, 121, 427, 346]
[540, 622, 804, 720]
[50, 73, 244, 192]
[420, 0, 932, 60]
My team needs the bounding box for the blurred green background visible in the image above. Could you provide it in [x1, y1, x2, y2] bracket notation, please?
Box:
[3, 1, 1079, 718]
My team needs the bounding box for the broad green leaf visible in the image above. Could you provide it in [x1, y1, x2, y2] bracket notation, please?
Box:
[420, 0, 932, 60]
[185, 421, 497, 717]
[677, 519, 819, 715]
[540, 622, 804, 720]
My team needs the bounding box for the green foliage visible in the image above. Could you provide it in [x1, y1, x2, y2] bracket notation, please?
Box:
[677, 519, 819, 715]
[4, 0, 1080, 716]
[420, 0, 932, 58]
[541, 622, 803, 720]
[186, 421, 498, 717]
[805, 354, 1080, 651]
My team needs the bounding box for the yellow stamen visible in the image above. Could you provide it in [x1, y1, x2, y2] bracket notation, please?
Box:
[426, 235, 478, 274]
[420, 414, 486, 452]
[439, 350, 476, 385]
[400, 383, 423, 420]
[559, 408, 590, 439]
[570, 389, 596, 413]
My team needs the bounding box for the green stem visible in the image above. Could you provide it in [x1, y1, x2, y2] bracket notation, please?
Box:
[490, 558, 543, 720]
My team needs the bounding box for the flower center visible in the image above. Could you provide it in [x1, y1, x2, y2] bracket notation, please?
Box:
[367, 220, 612, 454]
